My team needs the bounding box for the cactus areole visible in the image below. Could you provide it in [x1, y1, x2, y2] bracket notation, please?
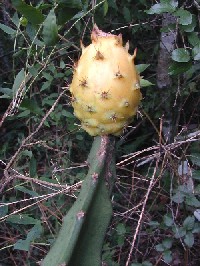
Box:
[70, 25, 142, 136]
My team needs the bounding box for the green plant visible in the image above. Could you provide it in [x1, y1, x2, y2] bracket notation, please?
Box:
[0, 0, 200, 265]
[42, 136, 115, 265]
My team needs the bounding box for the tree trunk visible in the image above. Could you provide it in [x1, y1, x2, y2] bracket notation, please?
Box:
[157, 13, 177, 143]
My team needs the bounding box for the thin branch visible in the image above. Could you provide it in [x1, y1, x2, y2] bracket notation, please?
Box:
[125, 165, 157, 266]
[1, 90, 66, 192]
[0, 182, 81, 223]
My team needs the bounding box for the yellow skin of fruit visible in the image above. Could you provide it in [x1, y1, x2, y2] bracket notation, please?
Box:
[70, 25, 142, 136]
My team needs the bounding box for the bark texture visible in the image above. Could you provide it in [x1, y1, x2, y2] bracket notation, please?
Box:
[157, 13, 177, 142]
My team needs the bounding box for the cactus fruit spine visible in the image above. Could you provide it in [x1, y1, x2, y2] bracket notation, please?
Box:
[70, 25, 142, 136]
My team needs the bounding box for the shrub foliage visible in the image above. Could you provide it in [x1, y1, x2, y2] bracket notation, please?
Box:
[0, 0, 200, 265]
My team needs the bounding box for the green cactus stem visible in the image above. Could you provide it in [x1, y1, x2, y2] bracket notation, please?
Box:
[42, 135, 116, 266]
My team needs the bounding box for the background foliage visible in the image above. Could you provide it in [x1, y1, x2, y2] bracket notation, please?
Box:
[0, 0, 200, 265]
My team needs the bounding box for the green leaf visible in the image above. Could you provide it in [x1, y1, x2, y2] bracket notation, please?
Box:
[29, 155, 37, 178]
[28, 64, 40, 77]
[195, 184, 200, 194]
[6, 214, 40, 225]
[136, 64, 150, 73]
[72, 10, 85, 20]
[146, 0, 178, 14]
[76, 134, 84, 141]
[20, 99, 43, 115]
[172, 191, 184, 203]
[142, 262, 153, 266]
[20, 150, 32, 158]
[37, 3, 53, 10]
[174, 8, 192, 25]
[0, 205, 8, 218]
[188, 32, 200, 46]
[169, 61, 192, 75]
[60, 60, 66, 69]
[117, 235, 125, 247]
[12, 68, 26, 96]
[14, 238, 30, 251]
[62, 109, 75, 118]
[123, 6, 131, 22]
[192, 43, 200, 61]
[184, 232, 194, 248]
[11, 12, 20, 26]
[43, 9, 58, 46]
[57, 7, 79, 25]
[0, 22, 16, 35]
[140, 79, 154, 87]
[149, 221, 160, 227]
[162, 238, 173, 249]
[190, 153, 200, 167]
[155, 244, 165, 252]
[180, 15, 197, 33]
[41, 81, 52, 91]
[171, 48, 190, 63]
[185, 195, 200, 207]
[44, 120, 50, 127]
[14, 222, 43, 251]
[192, 170, 200, 180]
[57, 0, 82, 9]
[0, 94, 11, 99]
[173, 226, 186, 238]
[26, 23, 44, 46]
[15, 186, 39, 197]
[192, 221, 200, 232]
[183, 216, 195, 231]
[17, 109, 30, 117]
[131, 261, 153, 266]
[0, 87, 13, 97]
[42, 98, 56, 106]
[179, 184, 192, 193]
[116, 223, 126, 235]
[161, 23, 176, 33]
[103, 0, 109, 16]
[12, 0, 44, 25]
[43, 72, 53, 81]
[163, 250, 172, 263]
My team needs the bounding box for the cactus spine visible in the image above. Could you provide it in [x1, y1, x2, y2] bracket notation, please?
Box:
[70, 25, 142, 136]
[42, 136, 116, 266]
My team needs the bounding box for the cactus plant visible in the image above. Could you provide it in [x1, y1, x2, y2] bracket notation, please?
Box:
[70, 24, 142, 136]
[42, 25, 141, 266]
[42, 136, 116, 266]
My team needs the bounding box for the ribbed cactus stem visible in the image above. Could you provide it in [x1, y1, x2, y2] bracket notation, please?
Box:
[42, 135, 116, 266]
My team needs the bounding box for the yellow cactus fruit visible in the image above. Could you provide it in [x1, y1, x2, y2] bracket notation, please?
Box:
[70, 25, 142, 136]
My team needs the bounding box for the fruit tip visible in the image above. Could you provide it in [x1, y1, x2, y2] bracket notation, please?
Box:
[133, 48, 137, 58]
[130, 48, 137, 61]
[91, 24, 113, 42]
[80, 40, 85, 51]
[91, 24, 100, 42]
[93, 23, 99, 32]
[115, 34, 122, 46]
[125, 41, 129, 51]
